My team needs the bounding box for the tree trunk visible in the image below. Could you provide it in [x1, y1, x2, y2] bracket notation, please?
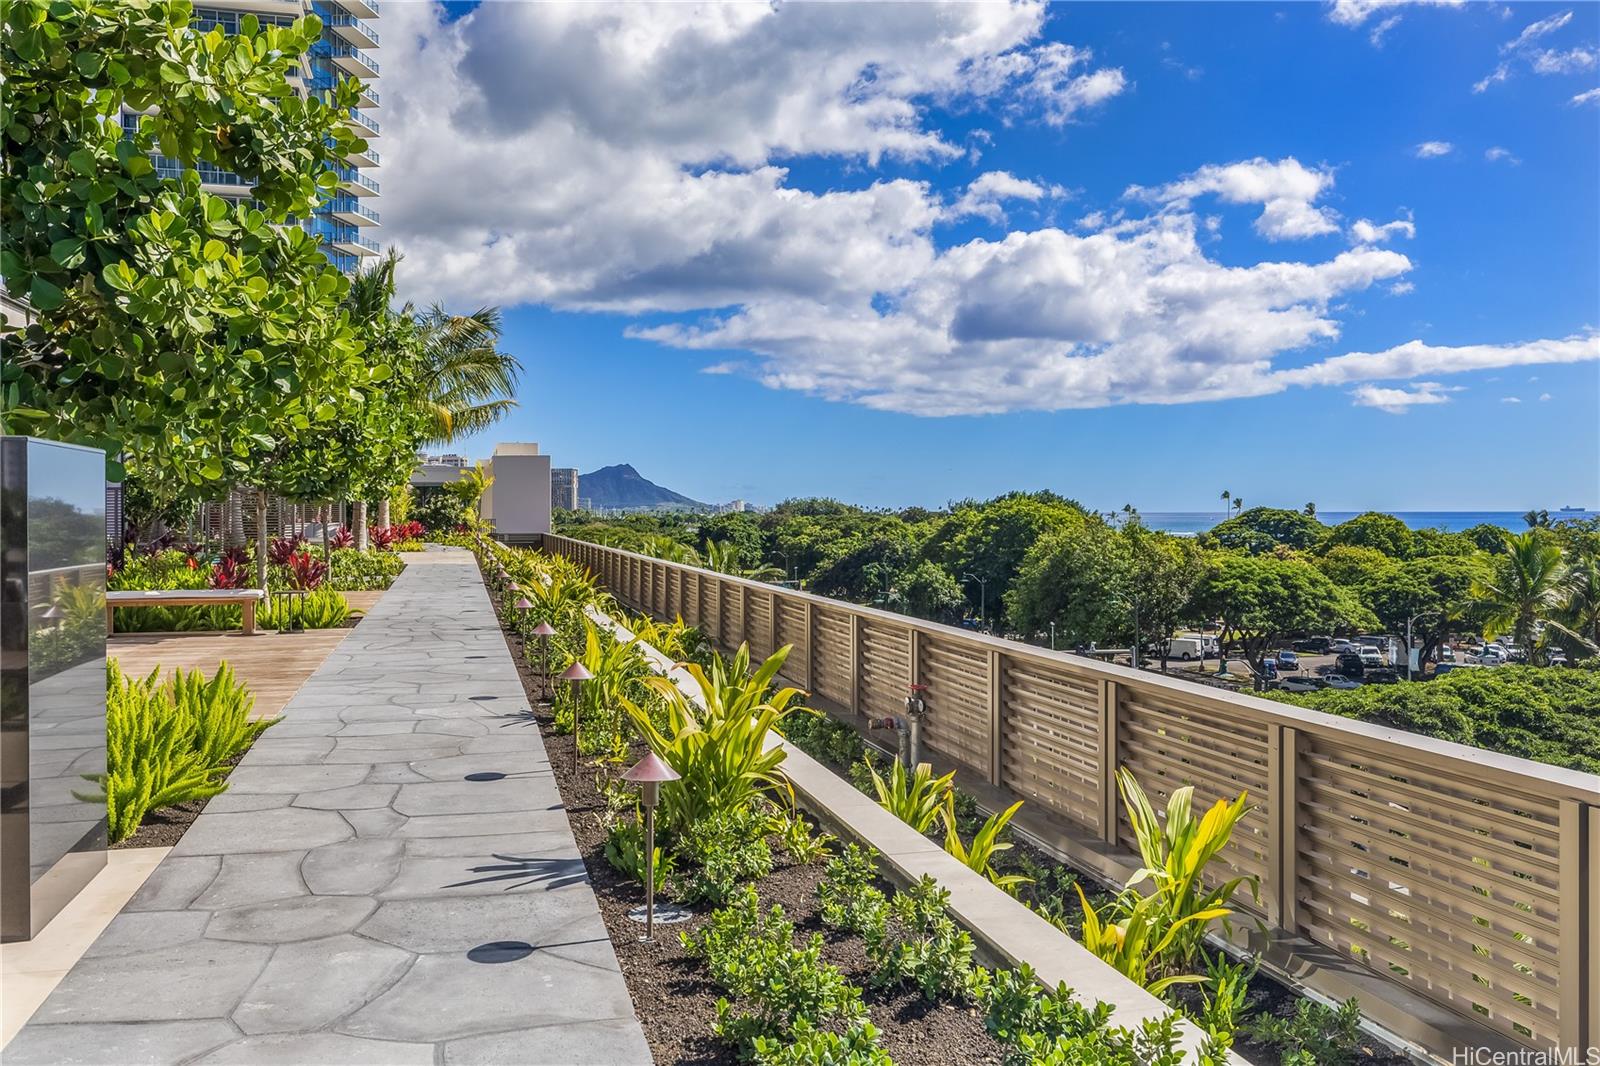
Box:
[226, 491, 245, 548]
[377, 497, 391, 529]
[354, 500, 368, 552]
[255, 489, 269, 592]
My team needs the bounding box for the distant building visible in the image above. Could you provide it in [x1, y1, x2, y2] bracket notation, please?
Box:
[409, 443, 551, 544]
[551, 468, 579, 511]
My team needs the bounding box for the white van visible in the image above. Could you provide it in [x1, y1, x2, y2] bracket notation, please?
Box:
[1165, 637, 1205, 661]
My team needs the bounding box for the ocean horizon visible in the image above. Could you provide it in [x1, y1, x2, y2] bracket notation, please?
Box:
[1137, 509, 1598, 535]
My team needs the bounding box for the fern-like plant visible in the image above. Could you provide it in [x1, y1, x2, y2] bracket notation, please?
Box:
[76, 661, 275, 843]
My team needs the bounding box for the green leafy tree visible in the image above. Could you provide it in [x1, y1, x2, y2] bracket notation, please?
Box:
[1314, 545, 1395, 588]
[2, 1, 367, 485]
[1123, 525, 1206, 670]
[1203, 507, 1325, 555]
[1320, 512, 1416, 559]
[1004, 514, 1128, 645]
[1190, 554, 1375, 672]
[901, 561, 965, 623]
[925, 492, 1087, 623]
[1358, 555, 1491, 667]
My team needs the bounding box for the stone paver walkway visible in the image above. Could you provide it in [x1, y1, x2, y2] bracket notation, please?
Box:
[7, 548, 651, 1066]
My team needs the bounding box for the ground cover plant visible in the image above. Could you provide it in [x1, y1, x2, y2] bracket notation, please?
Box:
[79, 660, 274, 843]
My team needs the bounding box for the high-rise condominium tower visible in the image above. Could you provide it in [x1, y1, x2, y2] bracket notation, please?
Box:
[149, 2, 381, 272]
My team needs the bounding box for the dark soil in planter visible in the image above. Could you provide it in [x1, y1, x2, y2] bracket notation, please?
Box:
[494, 614, 1006, 1065]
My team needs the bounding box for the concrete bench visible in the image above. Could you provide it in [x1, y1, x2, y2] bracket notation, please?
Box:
[106, 588, 267, 635]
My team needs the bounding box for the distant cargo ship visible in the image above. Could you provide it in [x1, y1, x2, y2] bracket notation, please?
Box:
[1560, 505, 1586, 512]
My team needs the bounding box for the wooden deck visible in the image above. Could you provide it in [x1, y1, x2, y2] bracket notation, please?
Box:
[106, 588, 388, 721]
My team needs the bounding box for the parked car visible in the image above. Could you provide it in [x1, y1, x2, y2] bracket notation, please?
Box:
[1279, 675, 1326, 693]
[1335, 652, 1366, 679]
[1330, 638, 1356, 654]
[1276, 650, 1300, 671]
[1547, 648, 1569, 666]
[1364, 668, 1400, 684]
[1359, 646, 1385, 667]
[1439, 645, 1455, 663]
[1324, 674, 1362, 689]
[1478, 646, 1508, 666]
[1293, 637, 1332, 654]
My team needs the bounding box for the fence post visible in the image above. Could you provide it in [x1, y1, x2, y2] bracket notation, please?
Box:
[848, 613, 862, 714]
[1098, 679, 1119, 844]
[767, 590, 779, 660]
[801, 600, 814, 692]
[1267, 724, 1300, 931]
[988, 649, 1003, 786]
[1559, 799, 1595, 1054]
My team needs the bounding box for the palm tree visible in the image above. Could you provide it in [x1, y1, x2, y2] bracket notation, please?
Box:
[1473, 531, 1567, 651]
[413, 304, 521, 445]
[346, 250, 521, 528]
[1220, 490, 1230, 519]
[702, 539, 784, 581]
[1553, 554, 1600, 656]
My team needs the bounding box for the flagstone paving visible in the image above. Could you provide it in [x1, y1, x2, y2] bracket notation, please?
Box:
[6, 547, 651, 1066]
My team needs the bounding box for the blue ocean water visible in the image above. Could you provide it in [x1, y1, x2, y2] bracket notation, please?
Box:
[1139, 510, 1598, 535]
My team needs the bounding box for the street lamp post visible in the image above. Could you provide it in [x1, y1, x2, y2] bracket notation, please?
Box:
[622, 751, 681, 943]
[962, 573, 988, 631]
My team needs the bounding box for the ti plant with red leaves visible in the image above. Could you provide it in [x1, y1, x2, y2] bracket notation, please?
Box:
[208, 556, 249, 590]
[267, 535, 305, 566]
[285, 550, 329, 591]
[369, 525, 399, 551]
[329, 526, 355, 550]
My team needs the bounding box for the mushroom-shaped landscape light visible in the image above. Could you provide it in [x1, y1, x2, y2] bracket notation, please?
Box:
[622, 751, 681, 941]
[531, 621, 557, 701]
[558, 661, 593, 755]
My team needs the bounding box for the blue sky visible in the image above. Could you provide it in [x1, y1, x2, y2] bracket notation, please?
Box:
[388, 2, 1599, 511]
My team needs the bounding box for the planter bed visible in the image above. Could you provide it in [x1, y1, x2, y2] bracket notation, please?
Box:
[778, 700, 1412, 1066]
[477, 544, 1411, 1065]
[498, 620, 1006, 1065]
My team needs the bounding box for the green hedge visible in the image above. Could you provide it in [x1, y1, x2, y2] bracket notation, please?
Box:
[1268, 665, 1600, 773]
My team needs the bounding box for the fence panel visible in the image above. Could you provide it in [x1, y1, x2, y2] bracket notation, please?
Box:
[810, 605, 853, 707]
[917, 632, 993, 780]
[1001, 654, 1104, 836]
[1295, 731, 1563, 1047]
[1117, 684, 1273, 905]
[859, 619, 911, 723]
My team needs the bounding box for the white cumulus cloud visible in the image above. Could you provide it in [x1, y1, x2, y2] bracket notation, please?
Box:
[1349, 381, 1458, 414]
[948, 171, 1064, 224]
[1575, 87, 1600, 105]
[1414, 141, 1455, 158]
[1485, 146, 1521, 164]
[375, 2, 1598, 419]
[1126, 157, 1340, 240]
[1349, 215, 1416, 244]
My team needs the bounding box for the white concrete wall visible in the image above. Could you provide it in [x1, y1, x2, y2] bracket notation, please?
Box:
[482, 444, 550, 542]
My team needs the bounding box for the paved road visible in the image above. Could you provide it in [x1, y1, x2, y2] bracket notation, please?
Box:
[7, 548, 651, 1066]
